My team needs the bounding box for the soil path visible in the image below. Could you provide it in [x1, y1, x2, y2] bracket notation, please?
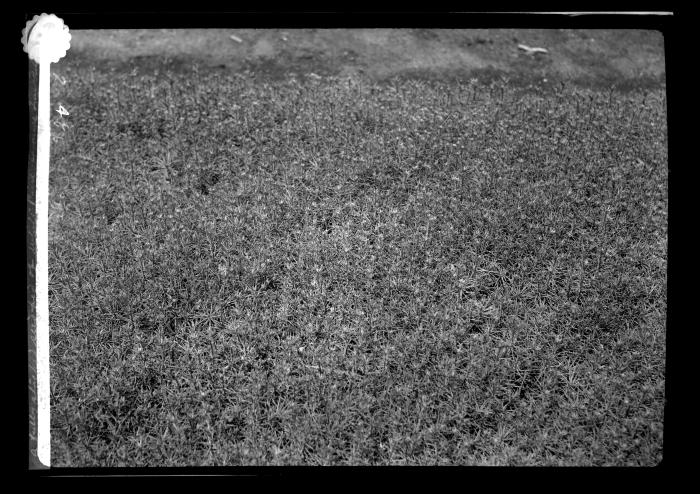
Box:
[66, 28, 665, 88]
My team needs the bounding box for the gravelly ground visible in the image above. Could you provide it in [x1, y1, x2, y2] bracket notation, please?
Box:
[65, 28, 665, 88]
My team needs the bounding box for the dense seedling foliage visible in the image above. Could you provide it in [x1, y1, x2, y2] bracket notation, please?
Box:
[48, 63, 666, 466]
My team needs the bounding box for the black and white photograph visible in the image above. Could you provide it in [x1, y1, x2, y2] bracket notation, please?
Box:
[26, 13, 669, 468]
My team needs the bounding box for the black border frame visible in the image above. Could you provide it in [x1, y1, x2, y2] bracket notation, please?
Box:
[13, 8, 682, 480]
